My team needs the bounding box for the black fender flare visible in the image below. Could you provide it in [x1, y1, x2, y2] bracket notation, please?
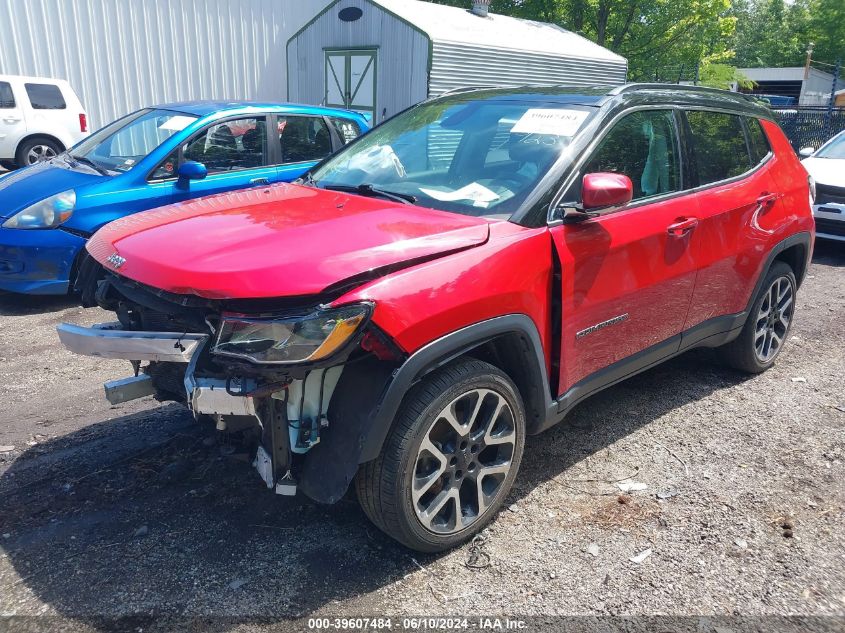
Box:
[728, 230, 813, 331]
[358, 313, 556, 463]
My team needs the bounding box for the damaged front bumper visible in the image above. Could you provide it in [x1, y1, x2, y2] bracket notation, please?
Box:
[57, 322, 207, 363]
[57, 320, 344, 497]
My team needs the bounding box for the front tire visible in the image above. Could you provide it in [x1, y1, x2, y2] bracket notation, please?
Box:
[720, 261, 796, 373]
[356, 358, 526, 552]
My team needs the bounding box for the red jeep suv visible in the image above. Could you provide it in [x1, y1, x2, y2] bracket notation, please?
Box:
[60, 85, 814, 551]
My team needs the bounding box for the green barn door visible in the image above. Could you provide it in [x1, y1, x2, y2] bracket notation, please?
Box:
[325, 49, 377, 120]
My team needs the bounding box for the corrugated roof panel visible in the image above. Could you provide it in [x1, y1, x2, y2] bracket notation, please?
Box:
[374, 0, 626, 63]
[429, 41, 627, 96]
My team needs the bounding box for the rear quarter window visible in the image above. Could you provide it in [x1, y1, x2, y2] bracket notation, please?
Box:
[686, 111, 752, 185]
[745, 117, 771, 165]
[0, 82, 14, 108]
[329, 117, 362, 145]
[24, 83, 66, 110]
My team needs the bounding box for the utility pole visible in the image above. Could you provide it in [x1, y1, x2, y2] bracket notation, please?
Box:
[804, 42, 814, 80]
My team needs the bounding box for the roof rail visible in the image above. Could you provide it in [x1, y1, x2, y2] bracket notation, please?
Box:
[609, 82, 768, 105]
[436, 86, 497, 97]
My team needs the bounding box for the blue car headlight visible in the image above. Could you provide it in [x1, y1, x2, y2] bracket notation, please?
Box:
[2, 190, 76, 229]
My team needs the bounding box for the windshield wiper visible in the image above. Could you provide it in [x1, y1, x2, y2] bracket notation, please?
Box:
[69, 154, 109, 176]
[322, 183, 417, 205]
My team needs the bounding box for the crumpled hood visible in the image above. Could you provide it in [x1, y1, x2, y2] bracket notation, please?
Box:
[801, 156, 845, 187]
[88, 183, 490, 299]
[0, 160, 109, 219]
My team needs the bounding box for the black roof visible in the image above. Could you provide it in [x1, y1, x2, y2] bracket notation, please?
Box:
[434, 83, 774, 119]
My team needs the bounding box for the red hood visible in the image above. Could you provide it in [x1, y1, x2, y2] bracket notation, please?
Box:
[87, 183, 490, 299]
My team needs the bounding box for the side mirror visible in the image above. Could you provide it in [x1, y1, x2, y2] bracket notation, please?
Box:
[582, 172, 633, 210]
[798, 147, 815, 158]
[177, 161, 207, 181]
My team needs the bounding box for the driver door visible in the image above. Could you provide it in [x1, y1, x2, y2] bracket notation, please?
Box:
[549, 109, 701, 397]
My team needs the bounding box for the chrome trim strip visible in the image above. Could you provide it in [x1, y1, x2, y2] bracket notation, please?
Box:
[57, 322, 207, 363]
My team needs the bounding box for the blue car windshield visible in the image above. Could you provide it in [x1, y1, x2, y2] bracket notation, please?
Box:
[309, 96, 595, 218]
[70, 108, 198, 174]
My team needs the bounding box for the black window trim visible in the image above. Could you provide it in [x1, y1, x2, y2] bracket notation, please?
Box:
[547, 105, 687, 223]
[0, 81, 15, 109]
[546, 104, 774, 226]
[678, 107, 773, 195]
[742, 116, 773, 166]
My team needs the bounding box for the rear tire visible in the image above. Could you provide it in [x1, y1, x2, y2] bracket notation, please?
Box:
[720, 261, 796, 374]
[16, 137, 62, 167]
[355, 358, 525, 552]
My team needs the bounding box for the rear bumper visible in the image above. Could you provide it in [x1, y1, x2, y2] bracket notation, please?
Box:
[814, 204, 845, 241]
[0, 226, 85, 294]
[57, 322, 208, 362]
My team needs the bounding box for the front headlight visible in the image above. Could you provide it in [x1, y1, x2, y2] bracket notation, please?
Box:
[2, 190, 76, 229]
[212, 303, 372, 365]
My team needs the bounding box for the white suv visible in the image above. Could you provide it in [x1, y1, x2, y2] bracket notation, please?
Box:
[0, 75, 89, 169]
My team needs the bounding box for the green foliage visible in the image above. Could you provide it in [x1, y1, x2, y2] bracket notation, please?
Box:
[429, 0, 843, 79]
[699, 63, 754, 90]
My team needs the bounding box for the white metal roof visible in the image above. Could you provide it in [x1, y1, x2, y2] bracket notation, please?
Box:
[372, 0, 626, 64]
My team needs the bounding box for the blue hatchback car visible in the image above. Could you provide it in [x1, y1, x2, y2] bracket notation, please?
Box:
[0, 101, 369, 294]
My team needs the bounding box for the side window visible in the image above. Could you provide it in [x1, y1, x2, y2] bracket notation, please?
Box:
[686, 111, 752, 185]
[745, 117, 771, 165]
[329, 117, 362, 145]
[24, 83, 66, 110]
[584, 110, 681, 200]
[278, 115, 332, 163]
[183, 117, 268, 174]
[150, 150, 179, 181]
[0, 82, 15, 109]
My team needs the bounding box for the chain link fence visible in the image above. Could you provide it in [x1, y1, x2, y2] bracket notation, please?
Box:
[771, 106, 845, 152]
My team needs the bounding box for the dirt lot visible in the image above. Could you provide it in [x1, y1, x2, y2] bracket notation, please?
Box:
[0, 242, 843, 630]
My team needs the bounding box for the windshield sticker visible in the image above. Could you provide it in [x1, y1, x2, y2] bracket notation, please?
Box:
[420, 182, 500, 204]
[159, 115, 196, 132]
[511, 109, 589, 136]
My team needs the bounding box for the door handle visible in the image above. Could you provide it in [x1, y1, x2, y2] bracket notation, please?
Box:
[250, 177, 269, 186]
[756, 192, 778, 211]
[2, 116, 21, 123]
[667, 217, 699, 236]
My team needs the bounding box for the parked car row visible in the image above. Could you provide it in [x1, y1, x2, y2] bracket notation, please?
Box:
[0, 99, 369, 294]
[42, 84, 815, 551]
[800, 130, 845, 242]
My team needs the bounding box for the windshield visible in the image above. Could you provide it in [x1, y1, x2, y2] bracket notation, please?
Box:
[816, 132, 845, 159]
[69, 108, 198, 174]
[310, 96, 595, 218]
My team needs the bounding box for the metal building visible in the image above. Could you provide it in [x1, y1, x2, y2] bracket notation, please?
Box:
[738, 67, 845, 106]
[0, 0, 325, 128]
[287, 0, 628, 124]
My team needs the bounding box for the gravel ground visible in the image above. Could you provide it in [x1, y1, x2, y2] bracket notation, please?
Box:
[0, 242, 843, 631]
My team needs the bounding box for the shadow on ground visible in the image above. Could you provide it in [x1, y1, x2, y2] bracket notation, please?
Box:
[0, 347, 750, 626]
[811, 239, 845, 267]
[0, 291, 79, 316]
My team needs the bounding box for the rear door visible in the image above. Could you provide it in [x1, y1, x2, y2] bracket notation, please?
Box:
[0, 80, 25, 159]
[549, 108, 700, 397]
[681, 111, 777, 334]
[275, 114, 335, 181]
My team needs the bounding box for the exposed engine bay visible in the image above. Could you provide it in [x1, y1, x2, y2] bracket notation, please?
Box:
[60, 269, 403, 503]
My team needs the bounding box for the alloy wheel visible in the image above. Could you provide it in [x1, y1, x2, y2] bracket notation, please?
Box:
[26, 145, 57, 164]
[754, 275, 794, 363]
[412, 388, 516, 534]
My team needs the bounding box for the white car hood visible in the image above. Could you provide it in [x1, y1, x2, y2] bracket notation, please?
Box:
[801, 157, 845, 187]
